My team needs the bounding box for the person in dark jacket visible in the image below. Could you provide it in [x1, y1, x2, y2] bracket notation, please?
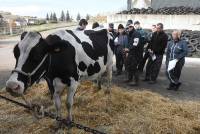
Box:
[166, 30, 188, 91]
[108, 23, 117, 39]
[125, 24, 142, 86]
[76, 19, 88, 31]
[114, 24, 128, 75]
[138, 25, 157, 72]
[144, 23, 168, 84]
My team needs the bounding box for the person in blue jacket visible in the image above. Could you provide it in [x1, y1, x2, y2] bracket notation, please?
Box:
[166, 30, 188, 91]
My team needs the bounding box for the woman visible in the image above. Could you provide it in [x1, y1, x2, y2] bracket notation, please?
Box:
[114, 24, 128, 75]
[166, 30, 188, 91]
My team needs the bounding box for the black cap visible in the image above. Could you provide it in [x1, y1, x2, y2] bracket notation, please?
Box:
[126, 19, 133, 27]
[118, 24, 124, 29]
[109, 23, 114, 29]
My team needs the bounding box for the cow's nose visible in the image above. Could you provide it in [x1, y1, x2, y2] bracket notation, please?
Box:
[6, 81, 20, 91]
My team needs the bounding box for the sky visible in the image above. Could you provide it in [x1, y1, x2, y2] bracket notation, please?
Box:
[0, 0, 126, 18]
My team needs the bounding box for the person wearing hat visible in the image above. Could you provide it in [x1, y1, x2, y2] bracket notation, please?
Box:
[133, 21, 147, 72]
[108, 23, 117, 38]
[114, 24, 128, 75]
[124, 23, 142, 86]
[76, 19, 88, 31]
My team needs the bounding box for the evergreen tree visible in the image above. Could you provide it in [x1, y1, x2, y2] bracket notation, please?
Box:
[60, 10, 65, 21]
[66, 10, 70, 22]
[46, 13, 49, 21]
[86, 14, 90, 21]
[76, 13, 81, 21]
[53, 12, 57, 22]
[50, 13, 53, 20]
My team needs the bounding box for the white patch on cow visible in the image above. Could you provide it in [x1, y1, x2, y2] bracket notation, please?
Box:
[6, 32, 41, 93]
[73, 30, 93, 47]
[52, 30, 113, 80]
[6, 72, 25, 94]
[53, 78, 65, 117]
[66, 77, 79, 121]
[17, 32, 41, 69]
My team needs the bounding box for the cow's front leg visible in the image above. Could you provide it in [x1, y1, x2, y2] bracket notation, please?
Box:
[97, 75, 102, 90]
[105, 65, 112, 94]
[53, 78, 65, 118]
[66, 78, 78, 122]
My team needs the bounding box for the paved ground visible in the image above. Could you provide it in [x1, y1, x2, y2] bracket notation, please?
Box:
[0, 27, 200, 102]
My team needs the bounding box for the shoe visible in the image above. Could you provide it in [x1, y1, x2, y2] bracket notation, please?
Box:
[148, 80, 157, 84]
[174, 82, 182, 91]
[129, 81, 139, 86]
[143, 78, 150, 82]
[115, 71, 122, 76]
[124, 79, 132, 83]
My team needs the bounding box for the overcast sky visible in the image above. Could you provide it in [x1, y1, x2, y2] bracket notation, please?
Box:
[0, 0, 126, 18]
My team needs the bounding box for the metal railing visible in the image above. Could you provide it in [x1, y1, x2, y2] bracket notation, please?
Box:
[0, 26, 25, 36]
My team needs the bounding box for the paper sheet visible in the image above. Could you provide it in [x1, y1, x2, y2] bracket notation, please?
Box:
[168, 59, 178, 71]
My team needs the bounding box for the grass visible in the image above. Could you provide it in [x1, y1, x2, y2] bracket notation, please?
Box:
[0, 81, 200, 134]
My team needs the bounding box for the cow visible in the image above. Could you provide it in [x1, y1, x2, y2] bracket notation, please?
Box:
[6, 29, 114, 122]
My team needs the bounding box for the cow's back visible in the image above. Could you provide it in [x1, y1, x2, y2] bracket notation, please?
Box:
[52, 29, 113, 80]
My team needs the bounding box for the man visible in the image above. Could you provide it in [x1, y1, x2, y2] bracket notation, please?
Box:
[76, 19, 88, 31]
[144, 23, 168, 84]
[134, 21, 148, 72]
[108, 23, 117, 38]
[166, 30, 188, 91]
[114, 24, 128, 75]
[138, 25, 157, 72]
[125, 23, 142, 86]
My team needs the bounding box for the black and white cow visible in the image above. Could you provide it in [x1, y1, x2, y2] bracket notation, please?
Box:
[6, 29, 114, 121]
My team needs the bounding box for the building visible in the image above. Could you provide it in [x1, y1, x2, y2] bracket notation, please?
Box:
[151, 0, 200, 9]
[127, 0, 151, 10]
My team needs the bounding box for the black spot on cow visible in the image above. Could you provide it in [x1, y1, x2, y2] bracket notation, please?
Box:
[82, 29, 108, 65]
[87, 62, 101, 76]
[66, 30, 81, 43]
[78, 61, 87, 72]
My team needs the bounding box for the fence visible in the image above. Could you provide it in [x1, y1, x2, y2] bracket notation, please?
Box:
[0, 25, 26, 36]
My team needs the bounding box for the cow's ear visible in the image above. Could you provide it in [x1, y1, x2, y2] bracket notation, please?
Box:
[21, 31, 28, 40]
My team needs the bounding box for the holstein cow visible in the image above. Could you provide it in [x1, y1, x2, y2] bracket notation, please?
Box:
[6, 29, 114, 122]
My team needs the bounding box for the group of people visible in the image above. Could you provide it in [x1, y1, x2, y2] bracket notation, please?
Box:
[76, 19, 188, 91]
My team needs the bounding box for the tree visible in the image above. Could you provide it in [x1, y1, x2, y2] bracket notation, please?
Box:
[50, 13, 53, 20]
[66, 10, 70, 22]
[60, 10, 65, 21]
[46, 13, 49, 21]
[76, 13, 81, 21]
[53, 12, 57, 22]
[86, 14, 90, 21]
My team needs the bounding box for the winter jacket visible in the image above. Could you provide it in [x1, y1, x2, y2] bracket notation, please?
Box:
[115, 33, 128, 48]
[149, 31, 168, 55]
[166, 39, 188, 62]
[128, 29, 142, 56]
[136, 28, 147, 45]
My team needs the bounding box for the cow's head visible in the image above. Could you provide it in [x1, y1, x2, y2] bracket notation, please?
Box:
[6, 31, 49, 96]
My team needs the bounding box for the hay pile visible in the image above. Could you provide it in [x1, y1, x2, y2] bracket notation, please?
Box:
[0, 81, 200, 134]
